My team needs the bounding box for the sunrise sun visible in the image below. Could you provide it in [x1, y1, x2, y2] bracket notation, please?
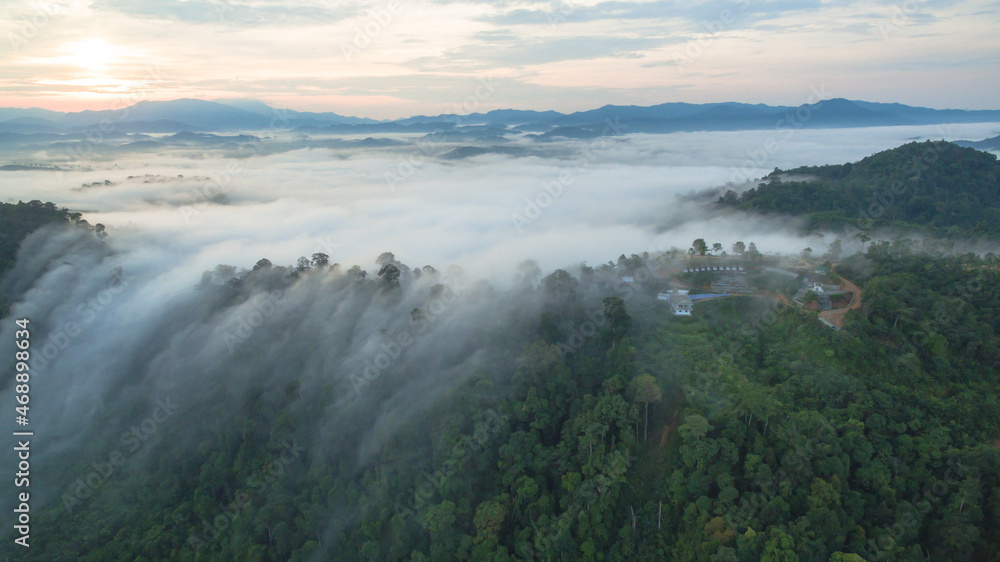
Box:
[58, 38, 119, 71]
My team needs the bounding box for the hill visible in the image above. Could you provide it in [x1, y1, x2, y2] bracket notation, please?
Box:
[4, 247, 999, 561]
[720, 141, 1000, 236]
[0, 200, 73, 276]
[956, 135, 1000, 151]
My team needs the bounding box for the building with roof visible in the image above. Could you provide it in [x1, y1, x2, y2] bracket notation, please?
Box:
[659, 290, 693, 316]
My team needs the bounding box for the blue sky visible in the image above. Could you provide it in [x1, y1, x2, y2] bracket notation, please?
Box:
[1, 0, 998, 118]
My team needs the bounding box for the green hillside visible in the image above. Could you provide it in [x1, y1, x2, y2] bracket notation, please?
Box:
[0, 200, 73, 276]
[721, 141, 1000, 236]
[9, 249, 1000, 561]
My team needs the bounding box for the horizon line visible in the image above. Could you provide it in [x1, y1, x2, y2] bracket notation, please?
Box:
[3, 96, 1000, 123]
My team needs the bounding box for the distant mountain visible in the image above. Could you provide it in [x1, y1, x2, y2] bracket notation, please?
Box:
[0, 131, 135, 147]
[213, 98, 381, 126]
[160, 131, 260, 145]
[211, 98, 285, 116]
[58, 99, 269, 131]
[68, 119, 202, 134]
[852, 101, 1000, 124]
[396, 109, 564, 126]
[955, 135, 1000, 151]
[293, 122, 459, 134]
[550, 102, 710, 126]
[0, 99, 376, 133]
[0, 98, 997, 135]
[0, 117, 62, 134]
[0, 107, 64, 122]
[540, 98, 992, 137]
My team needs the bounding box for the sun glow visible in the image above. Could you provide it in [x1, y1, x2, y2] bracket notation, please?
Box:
[56, 38, 119, 71]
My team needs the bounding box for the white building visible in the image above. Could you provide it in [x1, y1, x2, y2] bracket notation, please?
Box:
[671, 294, 694, 316]
[657, 289, 688, 301]
[660, 290, 693, 316]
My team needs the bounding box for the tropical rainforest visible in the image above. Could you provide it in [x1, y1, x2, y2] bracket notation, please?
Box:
[1, 142, 999, 562]
[720, 141, 1000, 237]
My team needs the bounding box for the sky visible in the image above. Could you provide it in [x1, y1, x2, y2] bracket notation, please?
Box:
[1, 0, 999, 120]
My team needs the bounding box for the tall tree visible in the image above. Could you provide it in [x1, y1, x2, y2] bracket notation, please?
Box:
[377, 264, 401, 286]
[692, 239, 708, 256]
[630, 374, 661, 441]
[376, 252, 398, 266]
[603, 297, 630, 349]
[824, 239, 842, 260]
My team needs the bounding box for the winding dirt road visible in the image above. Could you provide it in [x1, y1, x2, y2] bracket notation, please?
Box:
[819, 276, 862, 329]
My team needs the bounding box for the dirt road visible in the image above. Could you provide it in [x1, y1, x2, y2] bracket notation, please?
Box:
[819, 276, 862, 329]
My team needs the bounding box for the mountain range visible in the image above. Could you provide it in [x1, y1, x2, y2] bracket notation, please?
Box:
[1, 98, 999, 136]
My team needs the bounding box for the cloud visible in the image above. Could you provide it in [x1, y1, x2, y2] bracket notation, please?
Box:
[90, 0, 363, 25]
[405, 35, 668, 70]
[3, 120, 1000, 527]
[2, 0, 999, 114]
[4, 122, 999, 276]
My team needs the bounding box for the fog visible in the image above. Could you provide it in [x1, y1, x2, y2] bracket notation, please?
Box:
[1, 121, 998, 531]
[2, 122, 997, 280]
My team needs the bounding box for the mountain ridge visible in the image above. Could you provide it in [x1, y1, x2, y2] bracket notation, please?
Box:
[1, 98, 999, 134]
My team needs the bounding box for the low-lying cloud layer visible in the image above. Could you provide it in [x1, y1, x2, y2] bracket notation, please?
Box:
[3, 122, 998, 280]
[1, 121, 999, 532]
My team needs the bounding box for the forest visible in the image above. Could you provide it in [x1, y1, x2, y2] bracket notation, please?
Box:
[0, 200, 74, 276]
[719, 141, 1000, 237]
[2, 201, 998, 560]
[3, 138, 1000, 560]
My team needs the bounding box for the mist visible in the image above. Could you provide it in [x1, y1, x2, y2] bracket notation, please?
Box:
[3, 122, 998, 281]
[1, 120, 999, 537]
